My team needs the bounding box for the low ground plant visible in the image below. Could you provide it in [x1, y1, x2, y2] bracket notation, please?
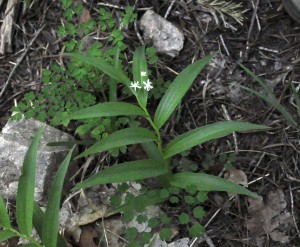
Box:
[65, 46, 268, 245]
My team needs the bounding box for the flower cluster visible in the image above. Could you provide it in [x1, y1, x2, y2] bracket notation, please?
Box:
[130, 71, 153, 91]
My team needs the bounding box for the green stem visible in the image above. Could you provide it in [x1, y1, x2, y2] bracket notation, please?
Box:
[109, 47, 120, 102]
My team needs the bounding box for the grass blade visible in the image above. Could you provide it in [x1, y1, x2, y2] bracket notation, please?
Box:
[75, 127, 157, 159]
[164, 121, 268, 159]
[0, 230, 16, 242]
[133, 46, 149, 108]
[16, 127, 44, 236]
[239, 84, 298, 129]
[154, 54, 214, 129]
[65, 53, 131, 87]
[33, 203, 66, 247]
[69, 102, 146, 120]
[0, 196, 11, 228]
[72, 159, 168, 190]
[170, 172, 259, 198]
[238, 63, 298, 128]
[42, 147, 75, 247]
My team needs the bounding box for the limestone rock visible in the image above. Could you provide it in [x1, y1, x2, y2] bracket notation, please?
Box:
[0, 116, 76, 202]
[140, 10, 184, 57]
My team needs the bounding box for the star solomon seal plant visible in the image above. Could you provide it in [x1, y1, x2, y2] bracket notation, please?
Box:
[65, 46, 268, 231]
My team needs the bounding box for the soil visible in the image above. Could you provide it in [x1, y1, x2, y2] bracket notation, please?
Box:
[0, 0, 299, 247]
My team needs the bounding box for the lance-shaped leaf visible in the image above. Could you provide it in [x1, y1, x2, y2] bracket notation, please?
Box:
[69, 102, 146, 120]
[0, 230, 16, 242]
[238, 63, 298, 129]
[154, 54, 214, 129]
[65, 53, 131, 87]
[133, 46, 149, 108]
[42, 147, 74, 247]
[76, 127, 157, 159]
[73, 159, 168, 190]
[0, 196, 11, 228]
[16, 127, 44, 236]
[164, 121, 268, 159]
[33, 203, 66, 247]
[170, 172, 259, 198]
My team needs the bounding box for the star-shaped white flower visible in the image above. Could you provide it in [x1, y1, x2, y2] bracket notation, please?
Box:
[130, 81, 141, 91]
[143, 79, 153, 91]
[141, 71, 147, 77]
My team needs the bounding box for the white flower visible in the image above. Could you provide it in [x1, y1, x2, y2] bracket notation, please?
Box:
[143, 79, 153, 91]
[141, 71, 147, 77]
[130, 81, 142, 91]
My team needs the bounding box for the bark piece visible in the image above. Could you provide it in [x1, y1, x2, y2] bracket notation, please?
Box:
[0, 0, 18, 54]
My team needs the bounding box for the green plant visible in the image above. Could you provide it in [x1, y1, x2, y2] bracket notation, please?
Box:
[11, 3, 138, 154]
[0, 127, 74, 247]
[65, 46, 268, 242]
[238, 63, 299, 129]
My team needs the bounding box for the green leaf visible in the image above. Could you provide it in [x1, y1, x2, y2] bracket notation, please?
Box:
[69, 102, 146, 120]
[16, 127, 44, 236]
[42, 147, 74, 247]
[76, 127, 157, 158]
[179, 213, 189, 224]
[72, 159, 168, 190]
[0, 230, 16, 242]
[65, 53, 131, 87]
[239, 84, 298, 129]
[193, 206, 205, 219]
[189, 224, 205, 237]
[159, 228, 172, 241]
[33, 203, 67, 247]
[164, 121, 268, 159]
[61, 0, 72, 8]
[238, 63, 298, 129]
[0, 196, 11, 228]
[154, 54, 214, 129]
[170, 172, 260, 198]
[22, 244, 39, 247]
[133, 46, 149, 108]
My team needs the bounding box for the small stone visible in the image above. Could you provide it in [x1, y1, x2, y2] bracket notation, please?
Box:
[139, 10, 184, 57]
[0, 116, 76, 202]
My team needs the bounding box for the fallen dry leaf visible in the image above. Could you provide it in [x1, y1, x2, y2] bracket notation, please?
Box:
[246, 189, 293, 245]
[79, 225, 98, 247]
[224, 167, 248, 187]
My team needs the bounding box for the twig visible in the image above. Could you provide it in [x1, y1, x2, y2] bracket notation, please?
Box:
[164, 0, 176, 19]
[0, 24, 45, 99]
[221, 104, 238, 153]
[289, 184, 300, 240]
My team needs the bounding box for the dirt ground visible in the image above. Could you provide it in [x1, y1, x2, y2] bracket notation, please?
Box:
[0, 0, 299, 246]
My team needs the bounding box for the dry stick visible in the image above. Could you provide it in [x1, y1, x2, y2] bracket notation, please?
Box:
[189, 173, 270, 247]
[164, 0, 176, 19]
[0, 24, 45, 99]
[244, 0, 260, 59]
[289, 184, 300, 240]
[221, 104, 238, 153]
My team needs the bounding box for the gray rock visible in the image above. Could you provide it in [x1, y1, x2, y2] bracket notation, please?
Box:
[139, 10, 184, 57]
[0, 116, 76, 202]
